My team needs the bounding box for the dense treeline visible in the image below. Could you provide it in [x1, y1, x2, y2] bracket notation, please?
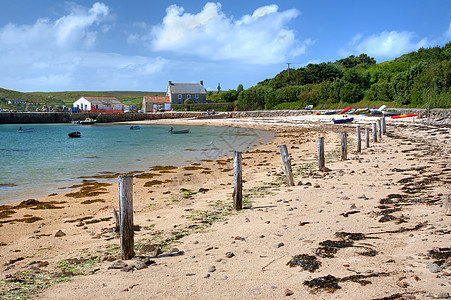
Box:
[209, 43, 451, 109]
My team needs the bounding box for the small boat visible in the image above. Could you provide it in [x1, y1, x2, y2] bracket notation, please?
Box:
[72, 117, 97, 125]
[338, 107, 352, 114]
[391, 113, 417, 119]
[17, 127, 33, 133]
[130, 125, 141, 130]
[68, 131, 82, 138]
[169, 127, 190, 134]
[333, 117, 354, 124]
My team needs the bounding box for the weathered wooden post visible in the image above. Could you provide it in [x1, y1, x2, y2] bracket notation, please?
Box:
[118, 175, 134, 260]
[372, 123, 378, 143]
[377, 119, 382, 140]
[233, 151, 242, 210]
[356, 126, 361, 153]
[318, 137, 325, 170]
[365, 127, 370, 148]
[279, 145, 294, 186]
[340, 131, 347, 160]
[381, 116, 386, 134]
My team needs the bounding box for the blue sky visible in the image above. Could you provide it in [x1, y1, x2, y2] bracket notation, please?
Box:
[1, 0, 450, 92]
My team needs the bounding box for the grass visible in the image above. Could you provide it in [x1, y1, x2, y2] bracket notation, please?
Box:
[0, 256, 100, 300]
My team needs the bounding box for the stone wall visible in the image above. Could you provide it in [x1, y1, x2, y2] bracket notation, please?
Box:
[1, 109, 449, 124]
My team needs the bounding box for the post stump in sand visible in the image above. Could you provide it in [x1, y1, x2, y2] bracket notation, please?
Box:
[356, 126, 361, 153]
[365, 127, 370, 148]
[233, 151, 243, 210]
[340, 131, 348, 160]
[279, 145, 294, 186]
[318, 137, 325, 170]
[119, 175, 135, 260]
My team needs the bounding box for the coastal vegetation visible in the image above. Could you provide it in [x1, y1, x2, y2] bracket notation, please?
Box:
[225, 43, 451, 110]
[1, 43, 450, 111]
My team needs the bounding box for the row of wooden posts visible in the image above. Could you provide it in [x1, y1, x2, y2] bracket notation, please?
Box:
[116, 117, 387, 259]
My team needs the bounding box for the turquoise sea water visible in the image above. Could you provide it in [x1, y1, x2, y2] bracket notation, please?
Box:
[0, 124, 273, 204]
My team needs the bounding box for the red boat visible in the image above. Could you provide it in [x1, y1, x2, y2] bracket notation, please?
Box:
[391, 114, 417, 119]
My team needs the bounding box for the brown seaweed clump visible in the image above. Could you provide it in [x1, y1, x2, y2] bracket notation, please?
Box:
[80, 199, 105, 204]
[304, 272, 390, 293]
[144, 179, 171, 187]
[14, 199, 67, 210]
[303, 274, 341, 292]
[65, 181, 111, 198]
[287, 254, 321, 272]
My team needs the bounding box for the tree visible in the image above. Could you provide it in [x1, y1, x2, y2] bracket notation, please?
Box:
[237, 84, 244, 94]
[237, 85, 272, 110]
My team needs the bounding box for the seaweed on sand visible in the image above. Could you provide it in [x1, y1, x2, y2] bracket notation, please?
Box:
[65, 181, 111, 198]
[303, 272, 390, 293]
[287, 254, 321, 272]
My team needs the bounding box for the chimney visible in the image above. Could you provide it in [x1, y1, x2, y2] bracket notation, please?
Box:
[168, 80, 172, 85]
[200, 80, 204, 85]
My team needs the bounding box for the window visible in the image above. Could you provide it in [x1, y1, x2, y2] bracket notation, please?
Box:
[195, 95, 199, 99]
[178, 94, 182, 99]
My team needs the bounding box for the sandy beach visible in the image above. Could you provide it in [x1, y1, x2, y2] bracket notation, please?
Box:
[1, 114, 450, 300]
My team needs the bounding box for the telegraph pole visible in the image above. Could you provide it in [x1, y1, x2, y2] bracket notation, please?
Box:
[286, 63, 292, 77]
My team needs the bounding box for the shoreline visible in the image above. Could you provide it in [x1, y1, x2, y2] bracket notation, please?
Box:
[1, 115, 450, 299]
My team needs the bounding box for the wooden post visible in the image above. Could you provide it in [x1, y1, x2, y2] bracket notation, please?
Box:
[377, 119, 382, 140]
[340, 131, 347, 160]
[233, 151, 242, 210]
[365, 127, 370, 148]
[372, 123, 377, 143]
[356, 126, 361, 153]
[381, 116, 386, 134]
[318, 137, 325, 170]
[279, 145, 294, 186]
[119, 175, 134, 260]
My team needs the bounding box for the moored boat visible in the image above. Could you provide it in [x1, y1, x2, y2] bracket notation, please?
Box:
[68, 131, 82, 138]
[17, 127, 34, 133]
[130, 125, 141, 130]
[169, 127, 190, 134]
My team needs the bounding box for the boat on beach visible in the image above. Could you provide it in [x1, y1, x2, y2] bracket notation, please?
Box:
[68, 131, 82, 138]
[332, 117, 354, 124]
[169, 127, 190, 134]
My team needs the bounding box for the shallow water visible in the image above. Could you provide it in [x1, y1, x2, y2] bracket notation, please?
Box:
[0, 123, 273, 204]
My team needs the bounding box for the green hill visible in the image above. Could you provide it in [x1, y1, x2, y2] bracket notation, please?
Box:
[233, 43, 451, 110]
[0, 90, 165, 111]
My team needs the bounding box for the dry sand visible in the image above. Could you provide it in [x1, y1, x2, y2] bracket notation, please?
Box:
[0, 115, 450, 300]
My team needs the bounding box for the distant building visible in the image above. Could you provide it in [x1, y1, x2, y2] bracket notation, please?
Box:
[8, 100, 27, 105]
[72, 96, 126, 113]
[142, 96, 171, 112]
[166, 81, 206, 104]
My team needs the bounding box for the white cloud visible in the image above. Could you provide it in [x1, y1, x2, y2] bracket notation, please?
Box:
[0, 2, 109, 50]
[345, 31, 428, 59]
[0, 3, 167, 91]
[146, 2, 309, 64]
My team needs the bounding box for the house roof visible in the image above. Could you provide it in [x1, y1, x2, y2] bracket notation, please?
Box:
[81, 97, 122, 104]
[167, 83, 206, 95]
[143, 96, 170, 104]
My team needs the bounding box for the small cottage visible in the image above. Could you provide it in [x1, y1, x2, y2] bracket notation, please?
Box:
[72, 97, 126, 113]
[166, 81, 206, 104]
[142, 96, 171, 112]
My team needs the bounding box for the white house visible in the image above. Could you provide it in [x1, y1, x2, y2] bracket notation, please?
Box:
[72, 97, 126, 112]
